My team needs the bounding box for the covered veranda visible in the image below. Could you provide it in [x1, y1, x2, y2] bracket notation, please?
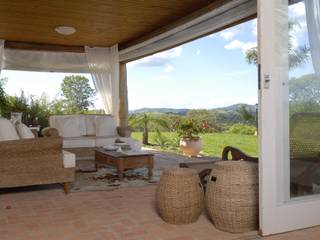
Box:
[1, 0, 320, 239]
[0, 0, 257, 130]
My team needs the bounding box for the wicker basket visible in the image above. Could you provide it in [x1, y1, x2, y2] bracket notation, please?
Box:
[156, 168, 204, 224]
[205, 161, 258, 233]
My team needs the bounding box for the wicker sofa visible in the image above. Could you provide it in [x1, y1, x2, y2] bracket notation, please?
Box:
[0, 136, 75, 193]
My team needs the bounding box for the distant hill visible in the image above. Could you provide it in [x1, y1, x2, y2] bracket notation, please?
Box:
[130, 104, 256, 116]
[215, 103, 256, 113]
[130, 108, 189, 116]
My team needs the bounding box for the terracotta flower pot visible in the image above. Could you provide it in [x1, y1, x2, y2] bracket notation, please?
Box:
[179, 138, 203, 157]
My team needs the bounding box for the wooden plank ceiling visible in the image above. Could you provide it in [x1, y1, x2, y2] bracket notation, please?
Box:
[0, 0, 219, 49]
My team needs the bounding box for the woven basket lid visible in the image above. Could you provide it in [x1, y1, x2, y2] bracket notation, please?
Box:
[210, 161, 258, 185]
[214, 160, 258, 170]
[162, 167, 198, 177]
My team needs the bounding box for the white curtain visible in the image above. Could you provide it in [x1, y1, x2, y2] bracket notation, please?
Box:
[3, 49, 89, 73]
[0, 40, 4, 74]
[305, 0, 320, 77]
[85, 45, 119, 120]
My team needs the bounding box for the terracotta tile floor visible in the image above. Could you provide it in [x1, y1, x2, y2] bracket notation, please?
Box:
[0, 185, 319, 240]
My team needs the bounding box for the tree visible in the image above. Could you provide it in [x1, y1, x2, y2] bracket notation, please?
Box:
[289, 74, 320, 114]
[61, 75, 95, 113]
[7, 91, 28, 113]
[129, 113, 169, 145]
[245, 21, 310, 70]
[0, 78, 8, 117]
[26, 94, 51, 127]
[186, 109, 220, 132]
[238, 105, 255, 123]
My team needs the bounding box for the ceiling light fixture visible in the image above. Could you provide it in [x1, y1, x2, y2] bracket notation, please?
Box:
[54, 26, 76, 35]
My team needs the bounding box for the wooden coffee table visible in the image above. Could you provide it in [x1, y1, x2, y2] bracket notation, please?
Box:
[95, 148, 154, 180]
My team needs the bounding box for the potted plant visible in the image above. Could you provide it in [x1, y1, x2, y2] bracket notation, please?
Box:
[176, 119, 204, 157]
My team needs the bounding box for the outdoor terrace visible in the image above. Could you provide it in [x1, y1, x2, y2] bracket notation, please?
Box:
[0, 152, 318, 240]
[1, 184, 319, 240]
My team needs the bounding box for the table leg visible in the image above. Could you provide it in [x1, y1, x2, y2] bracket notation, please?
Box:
[148, 156, 154, 180]
[118, 158, 124, 180]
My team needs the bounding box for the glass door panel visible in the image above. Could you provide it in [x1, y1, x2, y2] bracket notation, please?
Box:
[259, 0, 320, 235]
[289, 0, 320, 198]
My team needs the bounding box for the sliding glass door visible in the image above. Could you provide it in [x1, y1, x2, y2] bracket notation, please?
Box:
[259, 0, 320, 235]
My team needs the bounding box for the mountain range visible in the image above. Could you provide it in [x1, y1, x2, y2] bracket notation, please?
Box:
[129, 103, 256, 115]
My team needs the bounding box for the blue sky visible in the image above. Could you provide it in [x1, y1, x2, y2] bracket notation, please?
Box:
[127, 20, 258, 110]
[1, 1, 312, 111]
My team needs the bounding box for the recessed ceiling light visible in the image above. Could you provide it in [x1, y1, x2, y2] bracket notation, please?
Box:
[54, 26, 76, 35]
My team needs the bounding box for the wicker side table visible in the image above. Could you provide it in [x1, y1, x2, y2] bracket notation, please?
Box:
[156, 168, 204, 224]
[205, 161, 258, 233]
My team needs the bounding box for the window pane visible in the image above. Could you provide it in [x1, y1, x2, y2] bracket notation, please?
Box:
[289, 0, 320, 197]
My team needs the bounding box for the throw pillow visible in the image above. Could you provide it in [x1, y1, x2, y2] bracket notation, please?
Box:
[95, 115, 118, 137]
[0, 118, 20, 141]
[16, 123, 35, 139]
[84, 115, 96, 136]
[51, 115, 81, 138]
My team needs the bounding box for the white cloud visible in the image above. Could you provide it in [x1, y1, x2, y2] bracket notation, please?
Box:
[224, 40, 257, 54]
[224, 71, 252, 76]
[252, 19, 257, 36]
[242, 42, 257, 53]
[163, 65, 174, 73]
[208, 33, 215, 38]
[156, 46, 182, 58]
[220, 30, 237, 40]
[196, 50, 201, 56]
[224, 40, 243, 49]
[156, 75, 169, 80]
[290, 2, 305, 17]
[127, 46, 182, 67]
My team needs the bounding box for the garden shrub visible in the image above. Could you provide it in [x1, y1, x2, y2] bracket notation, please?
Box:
[229, 123, 256, 135]
[152, 129, 171, 148]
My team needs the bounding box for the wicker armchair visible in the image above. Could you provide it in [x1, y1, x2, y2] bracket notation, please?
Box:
[222, 146, 258, 162]
[290, 113, 320, 194]
[0, 136, 75, 193]
[221, 113, 320, 195]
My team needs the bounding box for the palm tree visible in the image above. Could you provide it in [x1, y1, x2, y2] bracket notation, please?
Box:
[245, 20, 310, 70]
[129, 113, 169, 145]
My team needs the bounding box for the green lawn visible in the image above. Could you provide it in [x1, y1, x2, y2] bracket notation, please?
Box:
[131, 132, 258, 157]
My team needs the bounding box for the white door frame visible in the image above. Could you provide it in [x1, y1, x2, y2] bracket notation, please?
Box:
[259, 0, 320, 235]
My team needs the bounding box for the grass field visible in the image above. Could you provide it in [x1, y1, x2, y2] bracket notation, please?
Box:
[132, 132, 258, 157]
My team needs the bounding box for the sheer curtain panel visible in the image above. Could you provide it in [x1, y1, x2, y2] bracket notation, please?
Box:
[0, 40, 4, 74]
[85, 45, 119, 121]
[305, 0, 320, 77]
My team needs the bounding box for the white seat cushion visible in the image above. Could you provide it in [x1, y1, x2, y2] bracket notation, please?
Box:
[0, 118, 20, 141]
[16, 123, 35, 139]
[63, 150, 76, 168]
[95, 137, 142, 151]
[95, 115, 118, 137]
[63, 136, 96, 148]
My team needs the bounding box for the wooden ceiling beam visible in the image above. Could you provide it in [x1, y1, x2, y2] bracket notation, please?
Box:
[4, 0, 258, 55]
[4, 41, 85, 53]
[119, 0, 235, 50]
[0, 0, 216, 47]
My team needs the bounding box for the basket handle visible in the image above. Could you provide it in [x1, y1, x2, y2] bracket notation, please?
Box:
[211, 176, 217, 182]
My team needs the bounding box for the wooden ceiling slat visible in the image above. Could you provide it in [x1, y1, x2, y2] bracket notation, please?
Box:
[0, 0, 217, 47]
[4, 41, 84, 53]
[119, 0, 234, 50]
